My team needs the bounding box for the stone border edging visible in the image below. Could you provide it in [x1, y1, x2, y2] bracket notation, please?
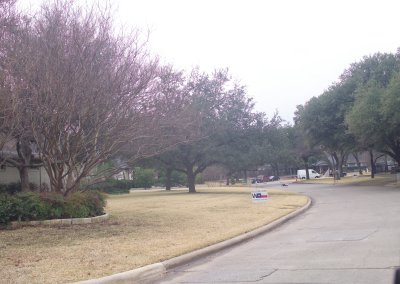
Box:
[74, 196, 312, 284]
[11, 213, 109, 228]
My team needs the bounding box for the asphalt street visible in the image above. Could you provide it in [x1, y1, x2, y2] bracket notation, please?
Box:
[158, 183, 400, 284]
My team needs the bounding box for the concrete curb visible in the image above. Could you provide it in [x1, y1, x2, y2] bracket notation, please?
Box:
[74, 196, 312, 284]
[75, 263, 166, 284]
[11, 213, 109, 228]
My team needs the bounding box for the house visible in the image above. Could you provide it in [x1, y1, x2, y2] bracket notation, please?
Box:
[111, 158, 132, 180]
[0, 164, 49, 186]
[0, 139, 50, 187]
[312, 151, 398, 176]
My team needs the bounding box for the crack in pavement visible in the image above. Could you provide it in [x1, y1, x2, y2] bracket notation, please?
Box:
[307, 228, 379, 243]
[275, 266, 398, 271]
[254, 269, 278, 282]
[163, 269, 279, 283]
[166, 267, 398, 283]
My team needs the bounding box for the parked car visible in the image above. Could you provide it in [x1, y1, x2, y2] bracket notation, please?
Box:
[251, 175, 268, 183]
[268, 176, 280, 181]
[297, 169, 320, 179]
[328, 170, 347, 177]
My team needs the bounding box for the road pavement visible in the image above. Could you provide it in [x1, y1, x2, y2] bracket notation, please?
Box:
[158, 183, 400, 283]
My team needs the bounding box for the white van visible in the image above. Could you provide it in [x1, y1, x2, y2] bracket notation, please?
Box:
[297, 169, 320, 179]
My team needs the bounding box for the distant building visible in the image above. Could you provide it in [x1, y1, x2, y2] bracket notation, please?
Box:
[0, 140, 50, 186]
[312, 151, 397, 175]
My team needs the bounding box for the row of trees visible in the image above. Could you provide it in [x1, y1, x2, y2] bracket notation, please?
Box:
[295, 51, 400, 179]
[135, 74, 301, 192]
[8, 1, 397, 195]
[1, 0, 301, 194]
[154, 50, 400, 185]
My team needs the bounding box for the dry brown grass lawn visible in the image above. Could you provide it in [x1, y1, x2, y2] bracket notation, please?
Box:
[0, 186, 308, 284]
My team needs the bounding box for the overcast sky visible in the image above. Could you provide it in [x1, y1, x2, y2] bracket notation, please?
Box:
[21, 0, 400, 122]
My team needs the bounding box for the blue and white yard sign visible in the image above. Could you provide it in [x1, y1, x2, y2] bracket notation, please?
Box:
[251, 191, 268, 203]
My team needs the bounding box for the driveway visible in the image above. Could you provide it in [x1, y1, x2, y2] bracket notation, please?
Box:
[158, 183, 400, 283]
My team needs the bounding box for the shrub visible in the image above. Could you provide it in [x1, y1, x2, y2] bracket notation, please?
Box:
[0, 190, 106, 226]
[0, 182, 41, 194]
[29, 182, 39, 191]
[64, 192, 90, 218]
[195, 174, 203, 184]
[82, 191, 106, 216]
[85, 179, 133, 194]
[40, 192, 65, 219]
[64, 191, 106, 218]
[134, 167, 155, 188]
[0, 182, 22, 195]
[13, 192, 51, 221]
[157, 170, 186, 187]
[40, 183, 50, 192]
[100, 187, 130, 194]
[0, 194, 17, 225]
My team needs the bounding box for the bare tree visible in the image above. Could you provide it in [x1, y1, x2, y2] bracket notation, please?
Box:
[0, 0, 20, 152]
[103, 65, 204, 183]
[4, 0, 192, 195]
[0, 0, 17, 37]
[0, 0, 40, 192]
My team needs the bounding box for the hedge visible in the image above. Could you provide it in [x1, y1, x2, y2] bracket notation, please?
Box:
[85, 173, 156, 194]
[85, 179, 134, 194]
[0, 191, 106, 227]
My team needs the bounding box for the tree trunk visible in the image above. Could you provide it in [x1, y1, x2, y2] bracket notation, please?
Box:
[332, 152, 340, 180]
[274, 163, 279, 176]
[19, 166, 30, 192]
[16, 139, 33, 192]
[338, 152, 347, 179]
[55, 173, 65, 195]
[165, 167, 172, 191]
[243, 170, 248, 184]
[369, 150, 375, 179]
[226, 175, 230, 186]
[384, 155, 388, 172]
[66, 171, 75, 192]
[65, 183, 78, 196]
[353, 153, 362, 175]
[385, 141, 400, 167]
[187, 167, 196, 193]
[303, 157, 310, 180]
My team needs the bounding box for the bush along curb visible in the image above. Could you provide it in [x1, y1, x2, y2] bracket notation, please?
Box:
[11, 213, 109, 228]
